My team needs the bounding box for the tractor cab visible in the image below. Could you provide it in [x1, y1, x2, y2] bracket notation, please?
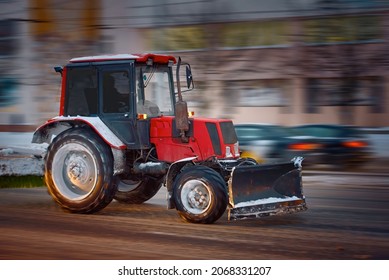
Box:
[63, 53, 192, 118]
[57, 54, 192, 149]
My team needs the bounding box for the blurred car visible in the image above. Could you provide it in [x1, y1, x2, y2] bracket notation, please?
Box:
[234, 123, 307, 163]
[287, 124, 372, 168]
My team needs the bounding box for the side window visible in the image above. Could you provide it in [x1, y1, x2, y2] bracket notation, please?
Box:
[65, 67, 97, 116]
[102, 70, 130, 113]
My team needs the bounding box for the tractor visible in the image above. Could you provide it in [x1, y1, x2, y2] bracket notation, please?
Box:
[32, 53, 307, 223]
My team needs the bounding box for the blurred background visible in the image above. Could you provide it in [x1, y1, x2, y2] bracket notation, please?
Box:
[1, 0, 389, 166]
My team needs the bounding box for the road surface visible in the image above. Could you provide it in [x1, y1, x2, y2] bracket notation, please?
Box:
[0, 172, 388, 260]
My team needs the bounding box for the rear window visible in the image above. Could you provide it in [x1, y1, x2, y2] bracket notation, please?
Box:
[235, 127, 263, 141]
[290, 126, 361, 138]
[65, 66, 98, 116]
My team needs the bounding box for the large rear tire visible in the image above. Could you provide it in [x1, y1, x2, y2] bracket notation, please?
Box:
[114, 176, 162, 204]
[45, 128, 117, 213]
[172, 166, 228, 224]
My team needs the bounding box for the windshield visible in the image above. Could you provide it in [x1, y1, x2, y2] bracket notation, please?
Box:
[135, 64, 174, 117]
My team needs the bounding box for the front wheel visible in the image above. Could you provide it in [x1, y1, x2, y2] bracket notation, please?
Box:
[45, 128, 117, 213]
[172, 166, 228, 224]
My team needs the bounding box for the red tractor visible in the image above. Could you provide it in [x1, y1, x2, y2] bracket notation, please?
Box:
[33, 53, 306, 223]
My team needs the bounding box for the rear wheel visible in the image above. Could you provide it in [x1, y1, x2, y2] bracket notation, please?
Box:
[114, 176, 162, 204]
[172, 166, 228, 224]
[45, 128, 117, 213]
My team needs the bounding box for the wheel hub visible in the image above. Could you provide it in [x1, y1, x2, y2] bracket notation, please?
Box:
[188, 186, 208, 209]
[66, 153, 95, 191]
[52, 143, 98, 200]
[181, 180, 212, 214]
[68, 162, 82, 178]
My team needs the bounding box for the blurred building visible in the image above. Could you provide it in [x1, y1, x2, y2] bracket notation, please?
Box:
[1, 0, 389, 129]
[0, 0, 103, 130]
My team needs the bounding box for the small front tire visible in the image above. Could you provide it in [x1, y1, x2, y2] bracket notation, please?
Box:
[172, 166, 228, 224]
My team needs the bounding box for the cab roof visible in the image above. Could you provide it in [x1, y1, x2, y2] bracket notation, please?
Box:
[69, 53, 177, 64]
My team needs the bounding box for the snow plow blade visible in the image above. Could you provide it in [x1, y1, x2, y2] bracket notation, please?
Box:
[228, 157, 307, 220]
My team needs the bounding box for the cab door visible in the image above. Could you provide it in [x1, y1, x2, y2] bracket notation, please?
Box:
[98, 63, 150, 149]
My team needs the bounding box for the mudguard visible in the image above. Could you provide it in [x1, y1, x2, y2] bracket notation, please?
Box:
[228, 157, 307, 220]
[32, 116, 127, 175]
[32, 116, 126, 149]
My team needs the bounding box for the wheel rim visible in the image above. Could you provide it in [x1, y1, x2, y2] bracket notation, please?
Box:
[180, 179, 212, 215]
[52, 143, 98, 200]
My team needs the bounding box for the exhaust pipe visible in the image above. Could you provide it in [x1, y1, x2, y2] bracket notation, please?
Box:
[174, 57, 189, 143]
[133, 162, 169, 176]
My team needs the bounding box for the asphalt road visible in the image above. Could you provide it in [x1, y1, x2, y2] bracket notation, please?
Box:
[0, 172, 388, 260]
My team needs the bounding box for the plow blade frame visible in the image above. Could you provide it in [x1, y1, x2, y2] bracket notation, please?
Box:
[228, 158, 307, 220]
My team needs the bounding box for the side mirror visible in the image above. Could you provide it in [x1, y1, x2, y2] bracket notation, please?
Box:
[54, 66, 63, 76]
[186, 65, 193, 89]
